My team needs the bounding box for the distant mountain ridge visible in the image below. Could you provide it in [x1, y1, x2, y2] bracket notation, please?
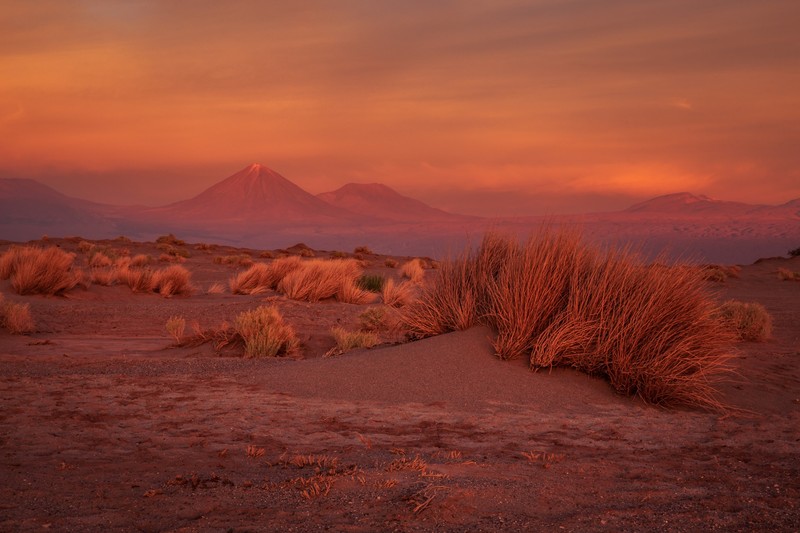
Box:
[1, 164, 798, 263]
[317, 182, 473, 222]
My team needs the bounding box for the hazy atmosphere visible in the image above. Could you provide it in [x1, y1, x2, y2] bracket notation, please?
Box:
[2, 0, 799, 215]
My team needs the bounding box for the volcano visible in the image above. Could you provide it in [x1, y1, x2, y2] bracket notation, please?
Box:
[155, 164, 356, 225]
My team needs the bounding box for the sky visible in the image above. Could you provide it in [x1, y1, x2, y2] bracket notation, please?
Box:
[1, 0, 799, 216]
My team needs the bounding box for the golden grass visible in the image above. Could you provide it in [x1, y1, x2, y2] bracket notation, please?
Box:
[327, 327, 379, 356]
[278, 259, 361, 302]
[337, 278, 376, 304]
[130, 254, 151, 267]
[0, 293, 35, 334]
[229, 256, 302, 294]
[359, 306, 388, 331]
[88, 251, 113, 268]
[234, 305, 299, 357]
[206, 282, 225, 294]
[400, 259, 425, 283]
[0, 246, 83, 295]
[777, 267, 800, 281]
[117, 266, 154, 292]
[718, 300, 772, 342]
[165, 315, 186, 342]
[384, 258, 398, 268]
[381, 278, 415, 308]
[151, 265, 192, 297]
[402, 229, 734, 409]
[90, 267, 117, 286]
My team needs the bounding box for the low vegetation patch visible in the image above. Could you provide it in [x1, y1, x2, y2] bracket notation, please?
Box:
[354, 245, 374, 255]
[156, 233, 185, 246]
[717, 300, 772, 342]
[0, 246, 83, 295]
[165, 315, 186, 342]
[401, 229, 734, 409]
[777, 268, 800, 281]
[381, 278, 414, 308]
[384, 258, 398, 268]
[234, 305, 299, 357]
[151, 265, 193, 297]
[229, 256, 302, 294]
[327, 327, 379, 356]
[400, 259, 425, 283]
[278, 259, 362, 302]
[0, 293, 35, 334]
[357, 274, 385, 293]
[336, 278, 376, 305]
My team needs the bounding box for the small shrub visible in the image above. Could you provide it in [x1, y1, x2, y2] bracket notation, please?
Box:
[354, 246, 373, 255]
[151, 265, 192, 297]
[156, 233, 185, 246]
[0, 246, 82, 295]
[89, 251, 113, 268]
[359, 306, 388, 331]
[357, 274, 385, 293]
[327, 327, 379, 356]
[299, 248, 315, 258]
[330, 251, 348, 259]
[701, 266, 727, 283]
[130, 254, 151, 267]
[229, 257, 303, 294]
[718, 300, 772, 342]
[77, 240, 94, 253]
[777, 268, 800, 281]
[234, 305, 298, 357]
[117, 266, 154, 292]
[207, 282, 225, 294]
[337, 278, 376, 305]
[0, 294, 35, 334]
[194, 242, 216, 252]
[384, 258, 398, 268]
[165, 315, 186, 342]
[115, 235, 132, 243]
[400, 259, 425, 283]
[259, 251, 275, 259]
[278, 259, 361, 302]
[788, 247, 800, 257]
[381, 278, 414, 308]
[90, 268, 117, 286]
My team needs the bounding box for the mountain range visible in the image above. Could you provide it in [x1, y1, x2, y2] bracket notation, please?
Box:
[1, 164, 798, 263]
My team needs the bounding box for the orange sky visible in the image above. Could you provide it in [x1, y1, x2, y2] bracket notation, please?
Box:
[2, 1, 799, 215]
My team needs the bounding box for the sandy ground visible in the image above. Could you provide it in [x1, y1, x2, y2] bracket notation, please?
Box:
[1, 239, 799, 532]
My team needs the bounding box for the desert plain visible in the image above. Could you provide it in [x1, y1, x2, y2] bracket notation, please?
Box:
[0, 236, 799, 532]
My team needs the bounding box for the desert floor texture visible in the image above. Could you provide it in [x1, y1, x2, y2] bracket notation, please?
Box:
[1, 238, 799, 532]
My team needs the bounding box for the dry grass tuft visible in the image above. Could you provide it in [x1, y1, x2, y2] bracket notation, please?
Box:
[354, 245, 374, 255]
[336, 278, 376, 305]
[384, 258, 398, 268]
[359, 306, 388, 332]
[90, 268, 117, 286]
[717, 300, 772, 342]
[0, 294, 35, 334]
[400, 259, 425, 283]
[777, 267, 800, 281]
[206, 282, 225, 294]
[151, 265, 192, 297]
[234, 305, 299, 357]
[401, 229, 734, 409]
[0, 246, 82, 295]
[381, 278, 415, 308]
[130, 254, 151, 267]
[230, 257, 302, 294]
[278, 259, 362, 302]
[88, 251, 113, 268]
[117, 266, 154, 293]
[165, 315, 186, 342]
[326, 327, 379, 356]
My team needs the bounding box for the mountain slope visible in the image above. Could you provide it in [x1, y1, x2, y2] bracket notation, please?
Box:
[0, 178, 120, 240]
[153, 163, 358, 225]
[625, 192, 800, 218]
[317, 182, 474, 222]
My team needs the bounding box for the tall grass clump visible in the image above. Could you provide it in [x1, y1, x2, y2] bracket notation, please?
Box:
[0, 246, 82, 295]
[151, 265, 192, 297]
[357, 274, 385, 293]
[278, 259, 362, 302]
[717, 300, 772, 342]
[400, 259, 425, 283]
[234, 305, 299, 357]
[401, 229, 734, 409]
[327, 327, 379, 356]
[381, 278, 415, 308]
[230, 256, 302, 294]
[0, 293, 35, 334]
